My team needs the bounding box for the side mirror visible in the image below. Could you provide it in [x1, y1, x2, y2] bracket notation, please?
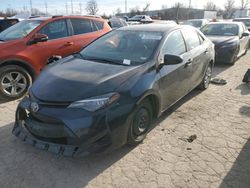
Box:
[29, 33, 48, 45]
[164, 54, 183, 65]
[242, 32, 250, 37]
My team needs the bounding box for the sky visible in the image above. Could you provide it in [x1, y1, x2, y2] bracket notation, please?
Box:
[0, 0, 244, 15]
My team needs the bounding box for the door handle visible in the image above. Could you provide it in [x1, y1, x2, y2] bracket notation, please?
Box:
[204, 49, 209, 54]
[185, 59, 193, 67]
[64, 42, 74, 46]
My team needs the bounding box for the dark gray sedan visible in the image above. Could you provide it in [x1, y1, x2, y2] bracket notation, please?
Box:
[13, 24, 215, 156]
[201, 22, 249, 65]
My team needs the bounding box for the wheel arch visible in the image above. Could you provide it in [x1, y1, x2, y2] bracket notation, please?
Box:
[0, 59, 36, 80]
[136, 93, 161, 119]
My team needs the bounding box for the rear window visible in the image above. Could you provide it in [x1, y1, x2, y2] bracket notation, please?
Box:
[0, 19, 19, 32]
[71, 19, 93, 35]
[234, 19, 250, 27]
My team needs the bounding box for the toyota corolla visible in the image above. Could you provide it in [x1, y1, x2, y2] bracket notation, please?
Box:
[13, 24, 215, 157]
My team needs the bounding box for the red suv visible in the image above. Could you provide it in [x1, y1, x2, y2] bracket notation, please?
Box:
[0, 15, 111, 99]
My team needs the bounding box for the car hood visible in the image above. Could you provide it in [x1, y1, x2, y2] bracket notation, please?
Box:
[206, 36, 239, 46]
[31, 56, 143, 102]
[0, 39, 24, 50]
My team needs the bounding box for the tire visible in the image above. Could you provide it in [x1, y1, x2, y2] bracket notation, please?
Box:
[198, 63, 213, 90]
[230, 46, 240, 65]
[0, 65, 32, 100]
[127, 99, 153, 146]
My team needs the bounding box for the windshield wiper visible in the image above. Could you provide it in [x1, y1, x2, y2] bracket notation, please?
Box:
[79, 55, 129, 66]
[0, 39, 5, 41]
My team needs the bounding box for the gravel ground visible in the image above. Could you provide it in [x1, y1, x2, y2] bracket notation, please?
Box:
[0, 53, 249, 188]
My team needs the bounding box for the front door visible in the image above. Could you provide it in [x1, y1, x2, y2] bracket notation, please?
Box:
[158, 30, 192, 110]
[26, 19, 74, 71]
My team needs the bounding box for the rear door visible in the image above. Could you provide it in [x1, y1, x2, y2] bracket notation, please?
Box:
[69, 18, 106, 53]
[159, 29, 192, 109]
[26, 19, 75, 69]
[181, 28, 209, 88]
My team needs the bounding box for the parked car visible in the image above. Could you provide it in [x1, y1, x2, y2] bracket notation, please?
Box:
[201, 22, 249, 65]
[13, 24, 215, 156]
[128, 15, 152, 22]
[108, 17, 128, 29]
[233, 18, 250, 31]
[183, 19, 209, 29]
[0, 15, 111, 99]
[0, 18, 19, 32]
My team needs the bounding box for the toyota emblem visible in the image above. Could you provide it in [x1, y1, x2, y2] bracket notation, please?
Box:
[30, 102, 39, 113]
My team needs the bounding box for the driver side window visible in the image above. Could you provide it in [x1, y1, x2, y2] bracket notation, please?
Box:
[161, 30, 187, 56]
[40, 19, 68, 40]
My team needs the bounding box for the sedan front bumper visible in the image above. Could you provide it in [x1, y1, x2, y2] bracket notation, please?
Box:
[12, 97, 117, 157]
[215, 45, 238, 64]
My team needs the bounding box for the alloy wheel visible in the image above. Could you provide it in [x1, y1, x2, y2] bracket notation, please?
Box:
[1, 72, 27, 97]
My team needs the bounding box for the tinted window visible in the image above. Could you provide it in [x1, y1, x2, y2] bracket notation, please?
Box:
[71, 19, 93, 35]
[201, 24, 239, 36]
[40, 19, 68, 40]
[162, 30, 186, 55]
[182, 28, 201, 50]
[94, 21, 104, 30]
[0, 19, 18, 32]
[234, 19, 250, 27]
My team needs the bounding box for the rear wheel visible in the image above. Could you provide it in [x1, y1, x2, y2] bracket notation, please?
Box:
[127, 99, 153, 146]
[0, 65, 32, 100]
[198, 63, 212, 90]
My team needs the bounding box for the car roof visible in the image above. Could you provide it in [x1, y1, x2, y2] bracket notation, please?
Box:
[28, 15, 105, 21]
[206, 22, 241, 25]
[118, 24, 186, 33]
[233, 18, 250, 20]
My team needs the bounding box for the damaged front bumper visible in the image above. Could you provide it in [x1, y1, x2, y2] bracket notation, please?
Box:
[12, 97, 114, 157]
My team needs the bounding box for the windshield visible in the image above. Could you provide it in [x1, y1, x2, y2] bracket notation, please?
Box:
[80, 30, 163, 65]
[201, 24, 239, 36]
[185, 20, 202, 28]
[0, 20, 42, 41]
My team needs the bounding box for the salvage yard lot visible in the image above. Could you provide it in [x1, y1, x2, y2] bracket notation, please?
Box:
[0, 53, 250, 188]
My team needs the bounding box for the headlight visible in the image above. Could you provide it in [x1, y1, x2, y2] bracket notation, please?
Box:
[68, 93, 120, 112]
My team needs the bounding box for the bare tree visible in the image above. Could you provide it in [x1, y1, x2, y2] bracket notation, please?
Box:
[116, 8, 122, 15]
[142, 3, 150, 12]
[224, 0, 235, 18]
[204, 1, 217, 11]
[85, 0, 98, 15]
[240, 0, 249, 9]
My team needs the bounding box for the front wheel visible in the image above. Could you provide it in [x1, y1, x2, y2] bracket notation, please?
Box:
[0, 65, 32, 100]
[127, 99, 153, 146]
[198, 63, 213, 90]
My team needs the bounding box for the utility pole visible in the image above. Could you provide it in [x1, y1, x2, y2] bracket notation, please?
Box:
[71, 0, 73, 14]
[45, 0, 48, 15]
[79, 2, 82, 14]
[30, 0, 33, 15]
[189, 0, 192, 9]
[66, 2, 68, 15]
[125, 0, 127, 14]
